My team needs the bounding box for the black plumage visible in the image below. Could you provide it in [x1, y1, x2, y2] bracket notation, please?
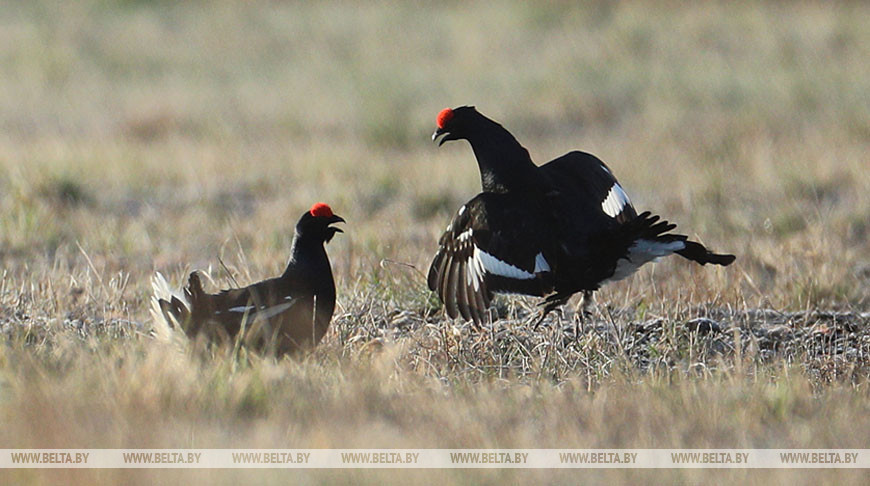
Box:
[151, 203, 344, 355]
[429, 106, 735, 327]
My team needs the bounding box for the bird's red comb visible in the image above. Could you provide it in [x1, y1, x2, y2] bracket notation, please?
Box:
[436, 108, 454, 129]
[309, 202, 334, 218]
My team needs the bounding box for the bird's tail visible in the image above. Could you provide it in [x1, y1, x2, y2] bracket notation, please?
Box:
[626, 212, 735, 266]
[149, 271, 191, 340]
[675, 241, 736, 266]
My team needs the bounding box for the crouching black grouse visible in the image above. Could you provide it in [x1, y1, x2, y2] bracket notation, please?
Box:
[151, 202, 344, 355]
[429, 106, 735, 329]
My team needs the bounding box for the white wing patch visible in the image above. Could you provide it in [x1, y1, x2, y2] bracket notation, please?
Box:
[251, 301, 296, 320]
[601, 182, 631, 218]
[228, 300, 298, 320]
[474, 247, 535, 280]
[458, 230, 546, 291]
[466, 252, 484, 291]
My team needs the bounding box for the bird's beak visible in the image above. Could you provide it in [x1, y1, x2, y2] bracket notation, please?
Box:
[432, 127, 448, 146]
[328, 215, 345, 232]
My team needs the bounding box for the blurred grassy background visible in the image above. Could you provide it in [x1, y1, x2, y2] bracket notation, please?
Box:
[0, 1, 868, 483]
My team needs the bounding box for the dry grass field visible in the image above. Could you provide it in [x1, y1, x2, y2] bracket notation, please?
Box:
[0, 1, 868, 483]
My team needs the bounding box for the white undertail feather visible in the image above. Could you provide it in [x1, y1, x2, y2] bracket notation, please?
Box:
[534, 252, 550, 273]
[605, 239, 686, 283]
[149, 271, 189, 340]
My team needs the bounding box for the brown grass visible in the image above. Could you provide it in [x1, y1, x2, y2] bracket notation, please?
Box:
[0, 1, 868, 484]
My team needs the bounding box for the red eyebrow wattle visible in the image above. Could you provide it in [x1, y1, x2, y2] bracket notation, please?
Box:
[309, 202, 334, 218]
[437, 108, 454, 129]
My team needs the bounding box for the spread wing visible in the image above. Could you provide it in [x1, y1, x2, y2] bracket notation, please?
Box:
[427, 193, 555, 324]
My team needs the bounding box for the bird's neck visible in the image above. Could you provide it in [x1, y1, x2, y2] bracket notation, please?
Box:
[466, 123, 542, 193]
[284, 234, 331, 279]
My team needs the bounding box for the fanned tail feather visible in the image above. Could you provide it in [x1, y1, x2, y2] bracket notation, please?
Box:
[149, 271, 190, 340]
[630, 211, 678, 240]
[631, 212, 736, 266]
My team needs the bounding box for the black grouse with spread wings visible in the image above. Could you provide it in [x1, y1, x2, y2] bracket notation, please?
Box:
[429, 106, 735, 326]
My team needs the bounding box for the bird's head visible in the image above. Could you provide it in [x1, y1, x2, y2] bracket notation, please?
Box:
[431, 106, 480, 146]
[296, 202, 345, 243]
